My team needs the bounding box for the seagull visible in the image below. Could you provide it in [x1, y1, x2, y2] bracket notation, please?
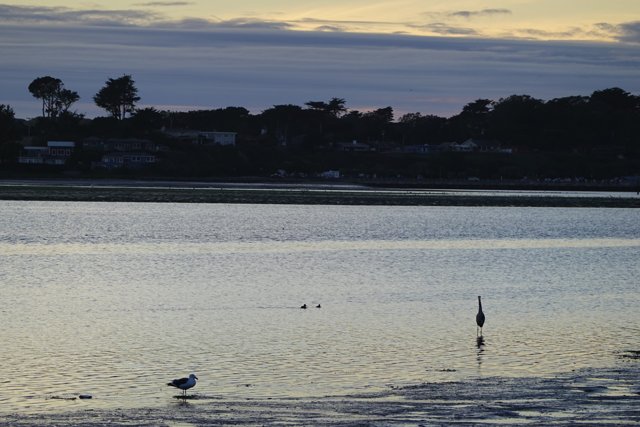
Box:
[167, 373, 198, 397]
[476, 296, 485, 337]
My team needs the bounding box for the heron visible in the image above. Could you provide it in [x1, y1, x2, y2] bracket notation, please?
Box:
[476, 296, 485, 337]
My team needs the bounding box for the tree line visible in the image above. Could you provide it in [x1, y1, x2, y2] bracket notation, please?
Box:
[1, 74, 639, 182]
[26, 74, 139, 121]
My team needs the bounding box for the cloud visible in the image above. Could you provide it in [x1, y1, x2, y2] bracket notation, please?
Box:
[208, 18, 293, 31]
[408, 23, 478, 36]
[1, 14, 639, 119]
[134, 1, 192, 6]
[615, 21, 640, 43]
[449, 9, 512, 19]
[315, 25, 345, 33]
[0, 4, 159, 26]
[512, 27, 585, 40]
[508, 22, 640, 43]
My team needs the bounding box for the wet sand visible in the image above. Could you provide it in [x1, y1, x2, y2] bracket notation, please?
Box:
[1, 363, 638, 426]
[1, 181, 639, 207]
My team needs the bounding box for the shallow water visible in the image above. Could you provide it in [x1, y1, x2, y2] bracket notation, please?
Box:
[0, 201, 639, 413]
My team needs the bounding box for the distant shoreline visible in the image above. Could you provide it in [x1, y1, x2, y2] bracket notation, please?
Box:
[1, 179, 639, 207]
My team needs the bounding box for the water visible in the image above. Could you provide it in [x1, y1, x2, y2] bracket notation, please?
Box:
[0, 201, 639, 413]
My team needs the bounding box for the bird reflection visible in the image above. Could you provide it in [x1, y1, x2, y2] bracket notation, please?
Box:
[476, 336, 485, 367]
[175, 397, 193, 408]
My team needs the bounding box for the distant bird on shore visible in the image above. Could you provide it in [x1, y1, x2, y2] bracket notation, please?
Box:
[300, 304, 307, 309]
[167, 373, 198, 396]
[316, 304, 321, 308]
[476, 296, 485, 337]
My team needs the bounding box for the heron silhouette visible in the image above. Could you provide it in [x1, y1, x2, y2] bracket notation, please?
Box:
[476, 296, 485, 337]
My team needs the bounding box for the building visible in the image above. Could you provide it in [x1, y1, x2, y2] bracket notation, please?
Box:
[164, 129, 237, 146]
[96, 153, 156, 169]
[335, 141, 374, 152]
[83, 138, 164, 152]
[18, 141, 75, 165]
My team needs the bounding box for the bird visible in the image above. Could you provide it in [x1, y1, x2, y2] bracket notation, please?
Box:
[167, 373, 198, 397]
[300, 304, 307, 309]
[316, 304, 321, 308]
[476, 296, 485, 337]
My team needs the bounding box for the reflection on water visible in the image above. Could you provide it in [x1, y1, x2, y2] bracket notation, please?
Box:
[0, 201, 639, 413]
[476, 336, 485, 368]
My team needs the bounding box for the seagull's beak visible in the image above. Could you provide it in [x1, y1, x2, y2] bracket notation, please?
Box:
[195, 376, 198, 380]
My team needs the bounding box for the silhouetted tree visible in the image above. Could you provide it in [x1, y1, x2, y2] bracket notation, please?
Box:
[0, 104, 20, 163]
[489, 95, 545, 147]
[56, 89, 80, 116]
[398, 113, 448, 145]
[327, 97, 347, 118]
[588, 88, 640, 149]
[94, 75, 140, 120]
[259, 104, 307, 146]
[28, 76, 79, 118]
[132, 107, 165, 134]
[28, 76, 61, 118]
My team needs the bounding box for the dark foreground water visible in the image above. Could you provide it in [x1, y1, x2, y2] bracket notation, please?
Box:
[1, 201, 639, 418]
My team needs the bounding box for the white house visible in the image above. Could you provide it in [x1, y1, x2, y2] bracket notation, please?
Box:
[198, 131, 237, 146]
[18, 141, 75, 165]
[97, 153, 156, 169]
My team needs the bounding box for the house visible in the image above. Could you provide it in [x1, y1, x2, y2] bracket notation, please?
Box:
[83, 138, 165, 152]
[95, 153, 156, 169]
[18, 146, 48, 164]
[197, 131, 236, 146]
[335, 141, 374, 152]
[400, 144, 442, 154]
[318, 170, 340, 179]
[18, 141, 75, 165]
[164, 129, 237, 146]
[454, 139, 478, 152]
[457, 138, 512, 153]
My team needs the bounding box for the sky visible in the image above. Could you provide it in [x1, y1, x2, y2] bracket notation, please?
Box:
[1, 1, 639, 119]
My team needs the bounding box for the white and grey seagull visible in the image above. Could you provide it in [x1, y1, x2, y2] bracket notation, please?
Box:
[167, 373, 198, 397]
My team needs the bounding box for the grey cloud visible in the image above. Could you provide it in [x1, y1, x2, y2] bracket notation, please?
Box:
[616, 21, 640, 43]
[210, 18, 293, 30]
[160, 17, 294, 30]
[1, 23, 639, 119]
[0, 4, 293, 31]
[564, 21, 640, 44]
[513, 27, 584, 40]
[449, 9, 512, 19]
[0, 4, 158, 26]
[409, 22, 478, 36]
[134, 1, 192, 6]
[298, 17, 397, 27]
[315, 25, 345, 32]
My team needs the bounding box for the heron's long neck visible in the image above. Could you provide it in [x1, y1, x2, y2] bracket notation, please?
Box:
[478, 297, 483, 311]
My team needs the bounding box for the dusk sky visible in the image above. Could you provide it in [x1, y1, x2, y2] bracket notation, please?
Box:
[1, 1, 639, 119]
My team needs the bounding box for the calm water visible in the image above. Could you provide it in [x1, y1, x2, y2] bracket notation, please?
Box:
[1, 201, 639, 413]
